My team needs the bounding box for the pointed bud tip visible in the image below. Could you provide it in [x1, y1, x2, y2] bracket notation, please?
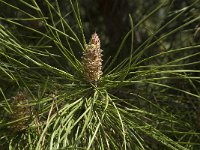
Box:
[90, 32, 100, 47]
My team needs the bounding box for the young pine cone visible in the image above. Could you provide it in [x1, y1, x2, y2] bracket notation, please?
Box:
[9, 91, 31, 132]
[82, 33, 103, 83]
